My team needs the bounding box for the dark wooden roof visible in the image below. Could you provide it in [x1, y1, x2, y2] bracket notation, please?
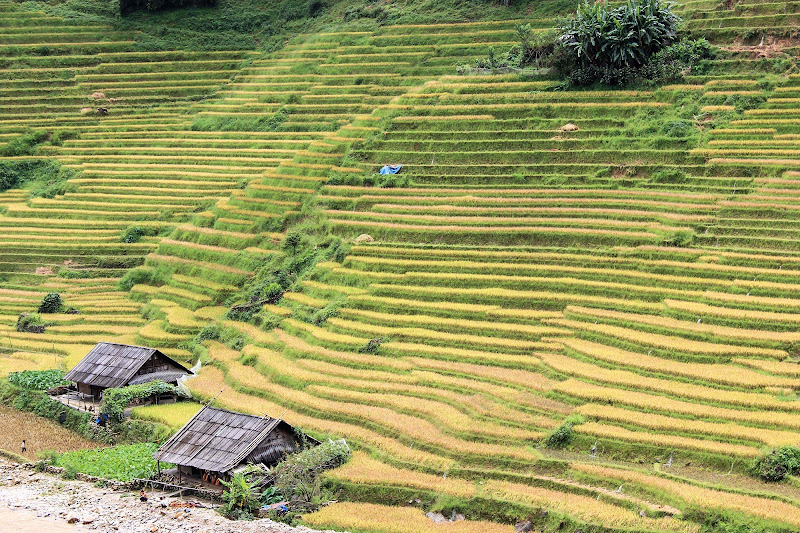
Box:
[64, 342, 190, 389]
[154, 406, 290, 473]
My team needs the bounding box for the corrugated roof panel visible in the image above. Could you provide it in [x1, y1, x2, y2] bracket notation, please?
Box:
[155, 406, 286, 473]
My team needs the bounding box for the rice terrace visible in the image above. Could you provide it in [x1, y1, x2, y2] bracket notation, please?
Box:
[2, 0, 800, 530]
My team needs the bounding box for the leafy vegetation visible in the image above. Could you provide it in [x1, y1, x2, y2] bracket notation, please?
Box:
[1, 130, 49, 157]
[219, 472, 265, 519]
[271, 438, 350, 503]
[53, 442, 166, 481]
[192, 108, 289, 132]
[8, 369, 67, 390]
[751, 446, 800, 482]
[0, 160, 76, 197]
[545, 417, 580, 448]
[121, 226, 145, 244]
[556, 0, 714, 85]
[37, 293, 63, 314]
[101, 382, 187, 422]
[15, 313, 46, 333]
[560, 0, 680, 71]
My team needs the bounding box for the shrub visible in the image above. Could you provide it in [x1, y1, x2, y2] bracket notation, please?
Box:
[15, 313, 46, 333]
[282, 231, 304, 255]
[50, 130, 78, 147]
[220, 472, 262, 519]
[2, 130, 49, 157]
[58, 268, 90, 279]
[651, 168, 688, 183]
[377, 173, 410, 188]
[38, 293, 62, 313]
[661, 120, 692, 138]
[121, 226, 145, 243]
[560, 0, 680, 70]
[662, 229, 694, 247]
[725, 94, 766, 113]
[358, 337, 387, 354]
[271, 439, 350, 503]
[101, 381, 186, 423]
[545, 420, 576, 448]
[312, 303, 341, 326]
[557, 0, 694, 85]
[468, 26, 557, 72]
[0, 159, 74, 196]
[119, 265, 172, 292]
[751, 446, 800, 482]
[62, 465, 78, 480]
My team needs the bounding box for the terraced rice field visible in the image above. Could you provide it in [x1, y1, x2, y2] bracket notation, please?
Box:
[5, 0, 800, 530]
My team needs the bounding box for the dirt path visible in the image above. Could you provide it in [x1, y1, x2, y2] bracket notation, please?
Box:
[0, 460, 342, 533]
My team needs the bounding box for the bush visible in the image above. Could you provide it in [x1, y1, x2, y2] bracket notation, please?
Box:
[2, 130, 49, 157]
[651, 168, 688, 183]
[0, 159, 75, 197]
[271, 439, 350, 503]
[122, 226, 145, 243]
[282, 231, 304, 255]
[560, 0, 680, 70]
[195, 323, 222, 344]
[557, 0, 695, 85]
[725, 94, 766, 113]
[16, 313, 46, 333]
[661, 120, 692, 138]
[545, 420, 576, 448]
[467, 26, 557, 72]
[751, 446, 800, 482]
[38, 293, 62, 313]
[58, 268, 90, 279]
[662, 229, 694, 247]
[118, 265, 172, 292]
[220, 472, 263, 519]
[358, 337, 386, 354]
[101, 381, 186, 422]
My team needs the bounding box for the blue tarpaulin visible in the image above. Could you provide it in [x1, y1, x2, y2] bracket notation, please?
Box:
[379, 164, 402, 175]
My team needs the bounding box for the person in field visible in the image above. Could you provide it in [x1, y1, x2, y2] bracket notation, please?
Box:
[21, 440, 26, 454]
[139, 489, 148, 503]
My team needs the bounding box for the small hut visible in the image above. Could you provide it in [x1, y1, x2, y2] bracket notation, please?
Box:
[154, 405, 313, 482]
[64, 342, 192, 400]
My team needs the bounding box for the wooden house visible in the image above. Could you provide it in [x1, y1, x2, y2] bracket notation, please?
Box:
[154, 405, 313, 480]
[64, 342, 192, 399]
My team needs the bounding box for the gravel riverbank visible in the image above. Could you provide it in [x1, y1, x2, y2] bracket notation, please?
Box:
[0, 461, 343, 533]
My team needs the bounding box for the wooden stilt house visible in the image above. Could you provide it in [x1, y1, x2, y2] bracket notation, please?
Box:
[64, 342, 192, 400]
[154, 405, 314, 481]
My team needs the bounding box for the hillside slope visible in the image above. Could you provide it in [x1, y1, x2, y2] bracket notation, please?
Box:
[4, 0, 800, 531]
